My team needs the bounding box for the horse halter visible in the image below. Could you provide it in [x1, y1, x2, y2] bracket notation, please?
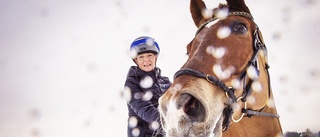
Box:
[174, 11, 280, 131]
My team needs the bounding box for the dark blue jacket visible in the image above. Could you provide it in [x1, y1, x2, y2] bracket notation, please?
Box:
[124, 66, 171, 137]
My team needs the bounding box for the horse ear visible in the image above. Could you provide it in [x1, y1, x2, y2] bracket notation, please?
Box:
[190, 0, 207, 28]
[226, 0, 251, 13]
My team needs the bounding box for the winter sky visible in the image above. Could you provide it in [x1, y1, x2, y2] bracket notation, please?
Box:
[0, 0, 320, 136]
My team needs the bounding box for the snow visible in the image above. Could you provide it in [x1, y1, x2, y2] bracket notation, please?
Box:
[0, 0, 319, 136]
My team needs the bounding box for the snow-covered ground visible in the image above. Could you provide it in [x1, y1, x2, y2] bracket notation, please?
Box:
[0, 0, 319, 136]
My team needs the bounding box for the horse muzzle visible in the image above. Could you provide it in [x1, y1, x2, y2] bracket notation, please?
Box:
[159, 87, 225, 137]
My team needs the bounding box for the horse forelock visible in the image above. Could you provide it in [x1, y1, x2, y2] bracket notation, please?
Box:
[226, 0, 251, 14]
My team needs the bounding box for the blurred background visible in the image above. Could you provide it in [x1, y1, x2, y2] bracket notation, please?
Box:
[0, 0, 319, 136]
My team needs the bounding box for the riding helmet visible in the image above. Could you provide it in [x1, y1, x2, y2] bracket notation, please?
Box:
[130, 36, 160, 58]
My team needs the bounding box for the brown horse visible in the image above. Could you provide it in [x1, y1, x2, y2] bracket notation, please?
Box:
[158, 0, 282, 136]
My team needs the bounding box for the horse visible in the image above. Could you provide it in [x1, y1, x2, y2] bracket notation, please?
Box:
[158, 0, 283, 136]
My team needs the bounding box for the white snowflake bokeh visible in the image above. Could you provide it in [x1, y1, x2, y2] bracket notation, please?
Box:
[0, 0, 320, 137]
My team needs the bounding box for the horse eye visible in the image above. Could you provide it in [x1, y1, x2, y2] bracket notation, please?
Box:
[231, 22, 247, 34]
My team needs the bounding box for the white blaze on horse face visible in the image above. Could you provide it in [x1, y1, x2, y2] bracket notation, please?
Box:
[205, 19, 219, 29]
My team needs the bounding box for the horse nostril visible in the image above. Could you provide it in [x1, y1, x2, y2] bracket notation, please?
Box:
[176, 93, 206, 122]
[184, 97, 198, 117]
[176, 94, 192, 110]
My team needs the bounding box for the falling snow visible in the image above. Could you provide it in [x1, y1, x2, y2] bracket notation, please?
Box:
[202, 9, 214, 19]
[252, 81, 262, 93]
[231, 79, 241, 90]
[0, 0, 320, 137]
[217, 26, 231, 39]
[142, 91, 153, 101]
[247, 65, 259, 80]
[128, 116, 138, 128]
[213, 64, 235, 80]
[215, 7, 229, 20]
[140, 76, 153, 88]
[206, 46, 226, 59]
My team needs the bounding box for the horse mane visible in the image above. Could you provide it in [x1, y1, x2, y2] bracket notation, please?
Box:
[216, 1, 251, 14]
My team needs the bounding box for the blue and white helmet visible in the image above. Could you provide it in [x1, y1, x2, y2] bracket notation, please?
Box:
[130, 36, 160, 58]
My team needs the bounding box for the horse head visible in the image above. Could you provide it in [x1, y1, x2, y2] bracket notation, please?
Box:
[158, 0, 282, 136]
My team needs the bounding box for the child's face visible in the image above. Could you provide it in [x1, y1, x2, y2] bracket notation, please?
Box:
[135, 53, 157, 72]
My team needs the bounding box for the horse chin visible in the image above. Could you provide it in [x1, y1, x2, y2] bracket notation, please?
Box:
[164, 114, 223, 137]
